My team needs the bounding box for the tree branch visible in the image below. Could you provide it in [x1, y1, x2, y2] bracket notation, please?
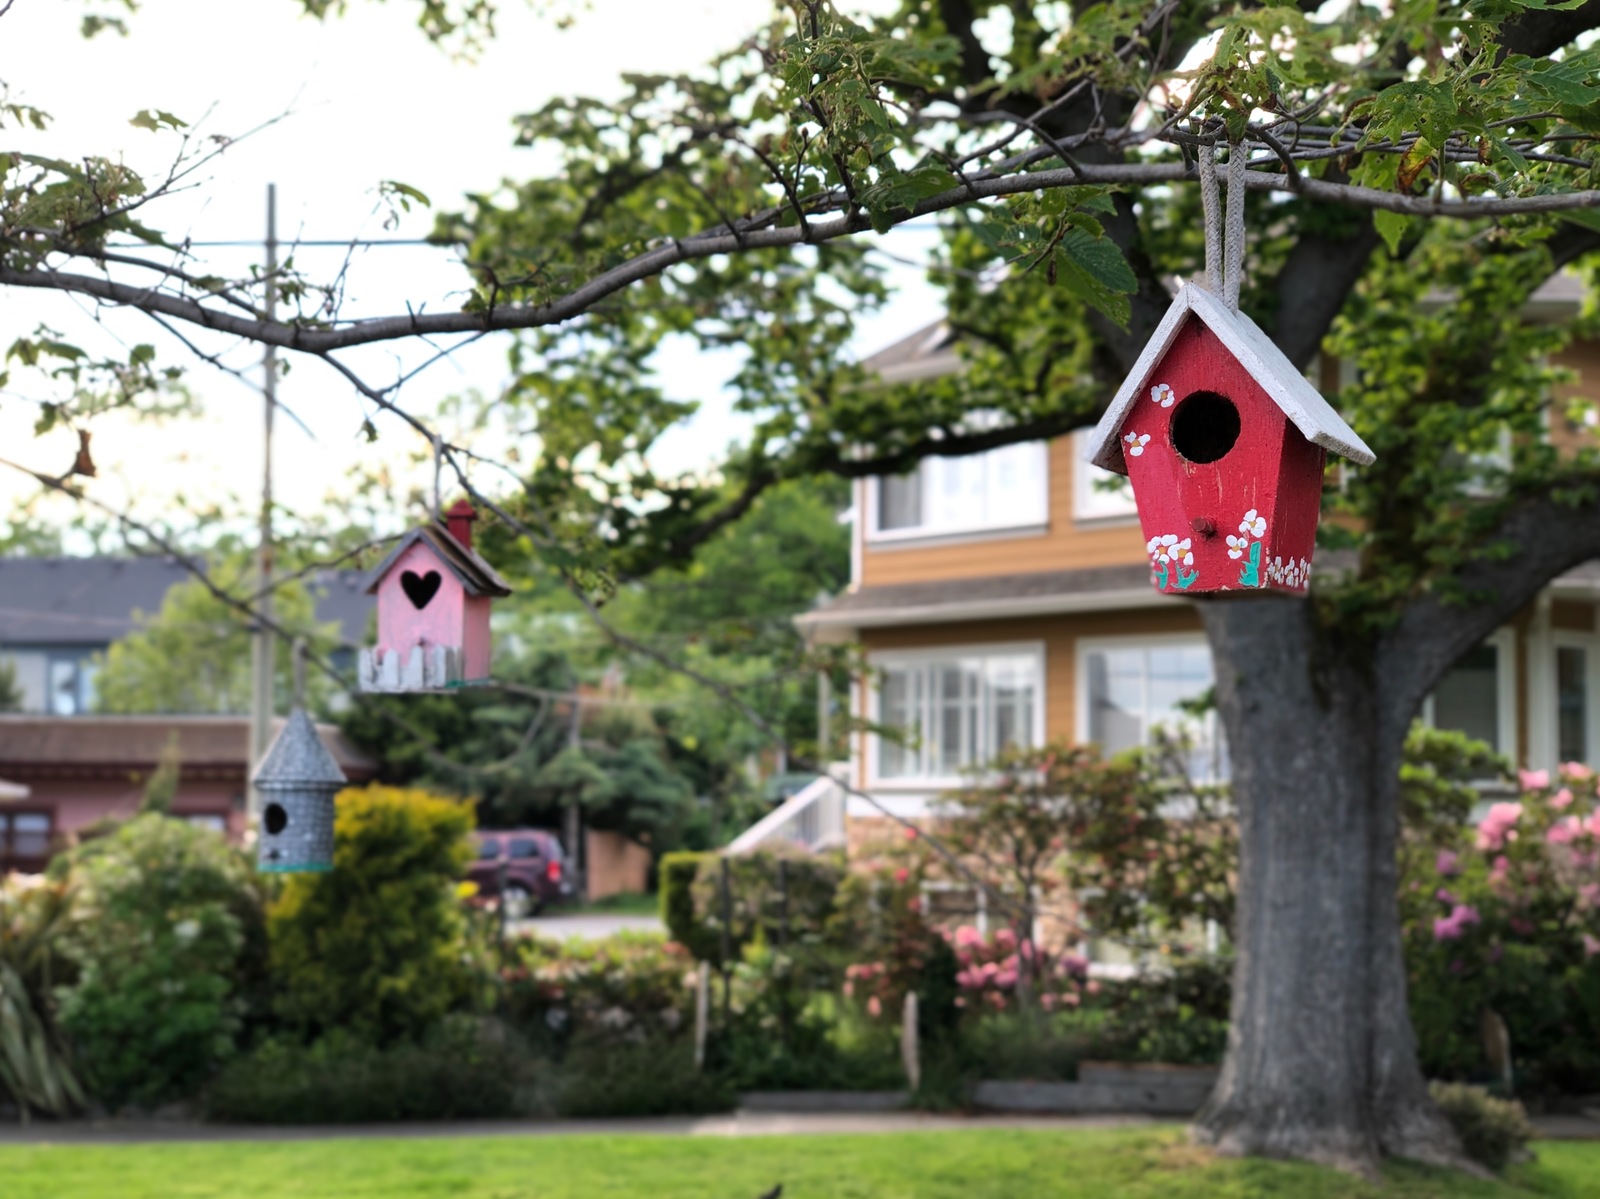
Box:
[11, 166, 1596, 355]
[1380, 480, 1600, 736]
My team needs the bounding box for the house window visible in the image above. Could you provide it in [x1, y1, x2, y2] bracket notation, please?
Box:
[1079, 638, 1226, 781]
[872, 646, 1043, 783]
[1424, 630, 1517, 757]
[1071, 429, 1138, 521]
[181, 814, 228, 835]
[1557, 645, 1588, 764]
[870, 442, 1047, 540]
[46, 653, 98, 715]
[0, 811, 52, 868]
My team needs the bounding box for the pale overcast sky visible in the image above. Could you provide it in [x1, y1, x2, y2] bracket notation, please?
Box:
[0, 0, 943, 544]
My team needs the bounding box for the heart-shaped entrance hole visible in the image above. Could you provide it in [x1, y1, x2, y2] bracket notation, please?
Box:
[401, 570, 442, 609]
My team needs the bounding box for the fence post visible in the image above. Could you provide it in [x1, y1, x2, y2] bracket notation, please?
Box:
[901, 991, 920, 1093]
[694, 961, 711, 1070]
[496, 859, 509, 949]
[719, 856, 733, 1023]
[778, 857, 790, 949]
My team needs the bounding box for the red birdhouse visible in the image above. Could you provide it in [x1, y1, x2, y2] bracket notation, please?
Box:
[1084, 284, 1375, 596]
[358, 500, 513, 691]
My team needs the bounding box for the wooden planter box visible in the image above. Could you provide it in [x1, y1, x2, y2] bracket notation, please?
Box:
[974, 1062, 1219, 1116]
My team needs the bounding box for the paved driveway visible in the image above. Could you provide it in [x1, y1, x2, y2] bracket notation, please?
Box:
[514, 912, 664, 941]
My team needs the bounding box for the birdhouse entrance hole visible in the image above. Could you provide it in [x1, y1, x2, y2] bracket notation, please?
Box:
[263, 802, 289, 835]
[400, 570, 442, 609]
[1170, 391, 1240, 464]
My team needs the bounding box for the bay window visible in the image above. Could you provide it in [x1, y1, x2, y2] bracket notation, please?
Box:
[1079, 637, 1226, 782]
[872, 646, 1043, 783]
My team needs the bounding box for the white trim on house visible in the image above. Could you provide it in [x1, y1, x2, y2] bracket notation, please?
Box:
[1548, 624, 1600, 770]
[1085, 282, 1376, 474]
[1070, 429, 1140, 525]
[805, 585, 1173, 637]
[865, 640, 1047, 790]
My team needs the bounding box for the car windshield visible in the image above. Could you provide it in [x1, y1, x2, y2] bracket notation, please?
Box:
[476, 838, 500, 859]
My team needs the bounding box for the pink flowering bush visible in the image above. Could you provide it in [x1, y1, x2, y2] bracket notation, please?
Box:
[946, 924, 1088, 1013]
[1404, 761, 1600, 1091]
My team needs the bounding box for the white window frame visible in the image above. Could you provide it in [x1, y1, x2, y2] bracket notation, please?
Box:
[1550, 628, 1600, 769]
[1421, 627, 1519, 763]
[864, 441, 1049, 545]
[1074, 633, 1226, 780]
[1070, 429, 1139, 524]
[866, 641, 1047, 789]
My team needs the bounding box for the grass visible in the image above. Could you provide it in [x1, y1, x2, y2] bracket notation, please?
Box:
[2, 1127, 1597, 1199]
[559, 890, 659, 917]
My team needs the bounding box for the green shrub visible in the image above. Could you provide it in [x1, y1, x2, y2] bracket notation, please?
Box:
[56, 814, 263, 1110]
[501, 930, 696, 1053]
[1429, 1081, 1535, 1172]
[0, 875, 85, 1117]
[1088, 958, 1231, 1066]
[659, 851, 713, 960]
[555, 1037, 733, 1117]
[686, 850, 845, 968]
[205, 1019, 528, 1123]
[267, 785, 475, 1045]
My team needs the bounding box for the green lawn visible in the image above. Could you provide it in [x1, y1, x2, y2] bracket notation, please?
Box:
[3, 1128, 1598, 1199]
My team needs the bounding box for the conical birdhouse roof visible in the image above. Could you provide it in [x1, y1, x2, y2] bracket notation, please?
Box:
[253, 707, 348, 789]
[1085, 282, 1376, 476]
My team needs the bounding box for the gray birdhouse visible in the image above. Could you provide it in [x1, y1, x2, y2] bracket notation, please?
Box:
[253, 708, 347, 873]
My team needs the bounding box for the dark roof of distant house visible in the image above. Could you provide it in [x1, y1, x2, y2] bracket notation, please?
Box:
[0, 714, 376, 781]
[0, 558, 373, 647]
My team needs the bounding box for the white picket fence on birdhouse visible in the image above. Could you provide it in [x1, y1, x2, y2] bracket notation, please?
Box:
[358, 644, 462, 692]
[725, 766, 848, 855]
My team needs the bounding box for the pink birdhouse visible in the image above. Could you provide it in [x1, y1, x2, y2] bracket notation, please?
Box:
[1084, 284, 1375, 596]
[358, 500, 512, 691]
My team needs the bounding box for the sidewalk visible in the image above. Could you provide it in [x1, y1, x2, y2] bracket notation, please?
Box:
[0, 1108, 1592, 1147]
[0, 1111, 1159, 1146]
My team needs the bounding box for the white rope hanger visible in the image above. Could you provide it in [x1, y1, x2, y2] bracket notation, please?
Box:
[1198, 138, 1248, 312]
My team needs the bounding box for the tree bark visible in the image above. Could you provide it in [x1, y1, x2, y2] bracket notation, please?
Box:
[1193, 598, 1463, 1176]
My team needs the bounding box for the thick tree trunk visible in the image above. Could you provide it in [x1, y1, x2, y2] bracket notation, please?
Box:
[1192, 599, 1463, 1176]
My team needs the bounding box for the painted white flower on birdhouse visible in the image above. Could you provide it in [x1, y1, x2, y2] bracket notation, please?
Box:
[1150, 383, 1175, 408]
[1147, 533, 1198, 591]
[1233, 510, 1269, 587]
[1123, 431, 1151, 457]
[1226, 534, 1248, 560]
[1239, 509, 1267, 538]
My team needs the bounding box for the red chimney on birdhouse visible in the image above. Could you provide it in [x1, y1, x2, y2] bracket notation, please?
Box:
[1084, 284, 1375, 596]
[358, 502, 512, 692]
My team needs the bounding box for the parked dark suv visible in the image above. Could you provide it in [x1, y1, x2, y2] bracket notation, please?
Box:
[468, 829, 573, 918]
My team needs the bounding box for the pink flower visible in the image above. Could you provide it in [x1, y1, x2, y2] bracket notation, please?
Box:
[1578, 883, 1600, 909]
[1436, 850, 1461, 877]
[993, 969, 1018, 990]
[1548, 817, 1582, 846]
[867, 996, 882, 1018]
[1552, 788, 1575, 810]
[1433, 904, 1481, 941]
[1061, 990, 1081, 1007]
[1586, 811, 1600, 837]
[954, 926, 983, 949]
[1561, 762, 1594, 782]
[995, 928, 1017, 950]
[1436, 887, 1458, 905]
[894, 867, 909, 884]
[842, 980, 854, 998]
[1582, 933, 1600, 958]
[1477, 803, 1524, 852]
[903, 826, 918, 841]
[1058, 953, 1089, 979]
[1086, 980, 1101, 996]
[1040, 993, 1057, 1011]
[1519, 769, 1550, 792]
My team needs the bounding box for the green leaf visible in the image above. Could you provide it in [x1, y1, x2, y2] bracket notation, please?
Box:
[380, 180, 433, 209]
[1374, 209, 1410, 256]
[128, 109, 187, 133]
[1053, 229, 1136, 327]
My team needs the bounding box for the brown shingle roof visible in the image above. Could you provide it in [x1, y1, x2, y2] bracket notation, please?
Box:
[0, 715, 375, 780]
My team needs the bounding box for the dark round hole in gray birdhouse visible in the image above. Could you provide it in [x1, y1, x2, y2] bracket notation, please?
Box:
[252, 707, 347, 873]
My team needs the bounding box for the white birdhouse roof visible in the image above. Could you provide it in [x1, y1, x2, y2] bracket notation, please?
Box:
[1084, 282, 1377, 476]
[364, 522, 513, 598]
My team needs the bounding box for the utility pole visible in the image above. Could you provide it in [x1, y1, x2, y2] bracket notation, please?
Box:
[246, 183, 278, 820]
